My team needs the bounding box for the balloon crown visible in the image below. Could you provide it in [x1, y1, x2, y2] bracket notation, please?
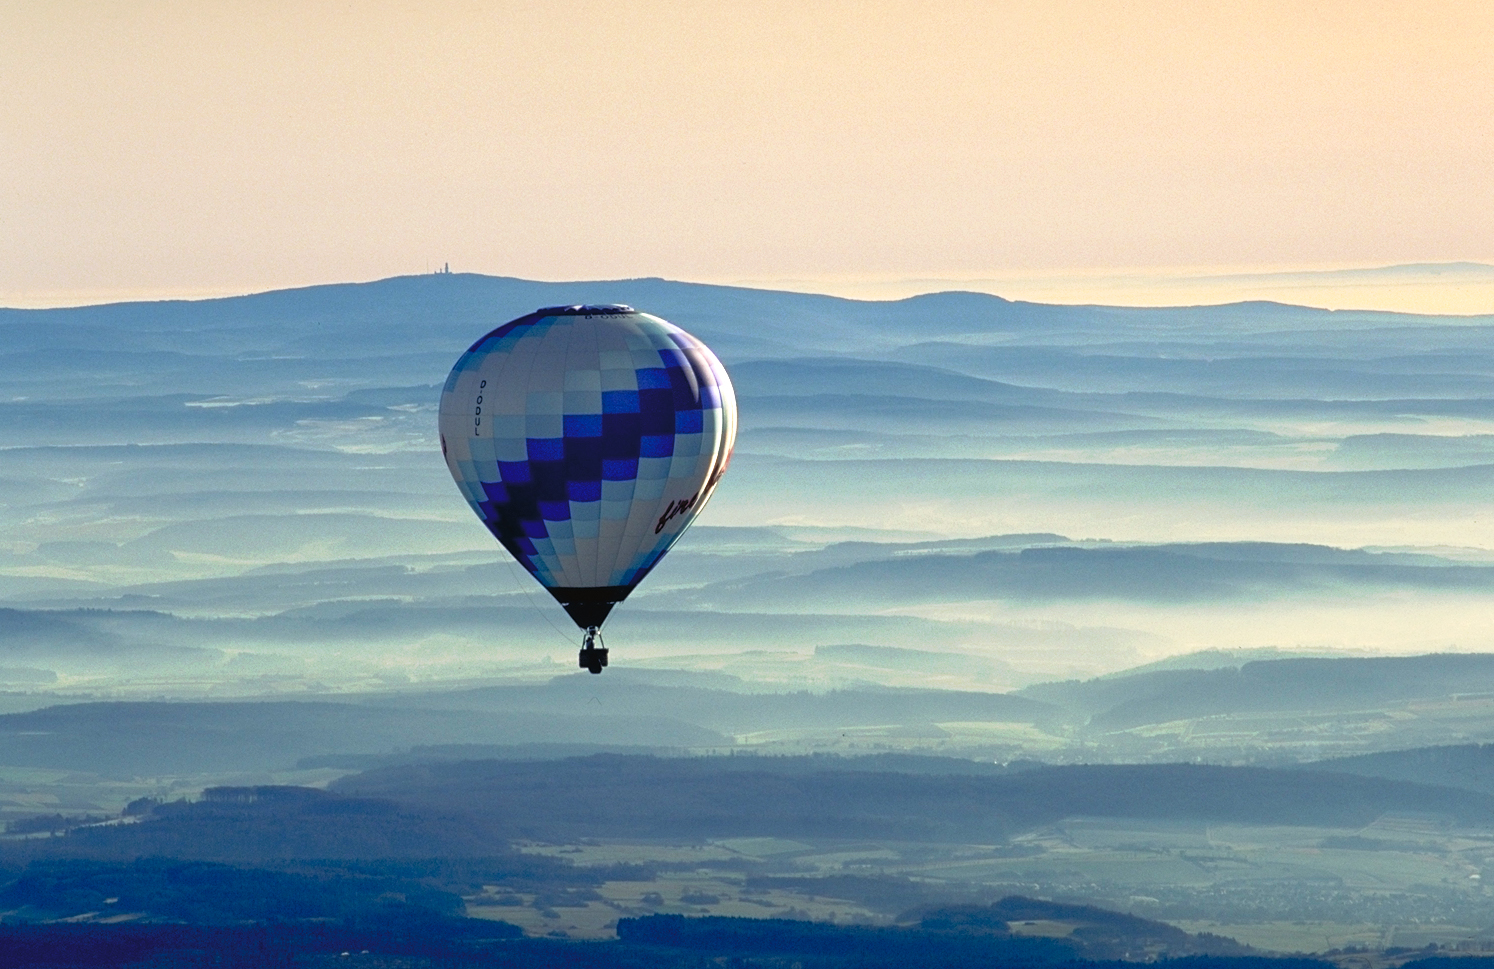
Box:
[534, 304, 636, 316]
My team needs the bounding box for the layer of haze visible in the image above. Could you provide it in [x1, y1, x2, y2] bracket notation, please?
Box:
[4, 0, 1492, 308]
[8, 274, 1494, 695]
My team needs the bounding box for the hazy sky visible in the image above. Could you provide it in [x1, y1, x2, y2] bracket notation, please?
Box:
[4, 1, 1492, 306]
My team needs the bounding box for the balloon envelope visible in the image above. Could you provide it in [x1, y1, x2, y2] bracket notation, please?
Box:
[439, 305, 736, 629]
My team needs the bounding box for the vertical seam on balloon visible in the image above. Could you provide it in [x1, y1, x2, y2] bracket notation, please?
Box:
[536, 318, 574, 587]
[603, 314, 653, 587]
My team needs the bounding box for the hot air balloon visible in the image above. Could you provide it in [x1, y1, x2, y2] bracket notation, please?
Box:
[438, 305, 736, 673]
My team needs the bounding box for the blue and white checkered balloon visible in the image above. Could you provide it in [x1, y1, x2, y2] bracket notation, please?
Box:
[439, 305, 736, 631]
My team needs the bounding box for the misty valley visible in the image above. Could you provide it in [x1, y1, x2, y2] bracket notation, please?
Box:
[8, 276, 1494, 965]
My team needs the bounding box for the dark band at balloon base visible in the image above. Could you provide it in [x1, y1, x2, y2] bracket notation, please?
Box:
[547, 585, 634, 630]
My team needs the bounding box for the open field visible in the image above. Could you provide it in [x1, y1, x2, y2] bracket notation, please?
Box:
[496, 817, 1494, 951]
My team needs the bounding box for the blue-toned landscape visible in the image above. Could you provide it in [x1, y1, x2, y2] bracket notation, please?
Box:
[10, 0, 1494, 960]
[5, 275, 1494, 964]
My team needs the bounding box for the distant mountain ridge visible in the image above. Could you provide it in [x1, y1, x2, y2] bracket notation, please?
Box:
[1021, 653, 1494, 729]
[0, 700, 725, 776]
[1310, 743, 1494, 795]
[659, 541, 1494, 612]
[9, 755, 1489, 854]
[330, 755, 1494, 841]
[4, 273, 1483, 363]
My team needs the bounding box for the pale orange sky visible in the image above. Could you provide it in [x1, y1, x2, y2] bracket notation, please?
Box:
[3, 0, 1492, 308]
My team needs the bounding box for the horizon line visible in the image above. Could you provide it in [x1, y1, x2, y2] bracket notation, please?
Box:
[4, 260, 1494, 317]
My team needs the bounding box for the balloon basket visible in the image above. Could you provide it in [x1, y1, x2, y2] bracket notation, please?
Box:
[579, 627, 608, 675]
